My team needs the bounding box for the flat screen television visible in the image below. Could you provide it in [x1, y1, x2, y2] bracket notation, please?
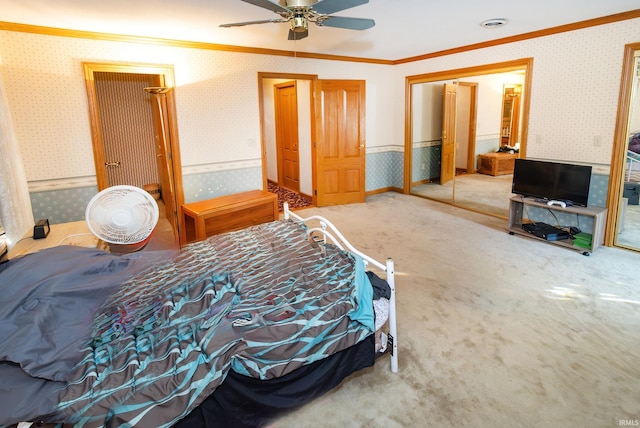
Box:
[512, 159, 592, 207]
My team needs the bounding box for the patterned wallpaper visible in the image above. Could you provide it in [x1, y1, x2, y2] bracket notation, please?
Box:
[366, 148, 404, 191]
[29, 151, 401, 224]
[412, 144, 441, 183]
[182, 166, 262, 204]
[1, 17, 639, 225]
[0, 29, 395, 186]
[30, 186, 98, 225]
[394, 18, 640, 166]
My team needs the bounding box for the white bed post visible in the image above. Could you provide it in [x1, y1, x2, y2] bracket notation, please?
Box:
[284, 200, 398, 373]
[386, 258, 398, 373]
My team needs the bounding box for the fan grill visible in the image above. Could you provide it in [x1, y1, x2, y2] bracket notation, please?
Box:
[86, 185, 159, 245]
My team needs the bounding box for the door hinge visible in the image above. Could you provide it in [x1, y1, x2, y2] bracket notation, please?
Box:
[314, 189, 317, 195]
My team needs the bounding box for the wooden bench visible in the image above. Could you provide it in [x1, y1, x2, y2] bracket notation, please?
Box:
[181, 190, 278, 243]
[477, 152, 518, 176]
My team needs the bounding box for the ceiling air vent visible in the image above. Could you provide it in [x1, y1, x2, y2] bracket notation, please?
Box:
[480, 18, 508, 29]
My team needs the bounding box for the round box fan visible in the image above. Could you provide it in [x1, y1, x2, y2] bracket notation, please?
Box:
[85, 185, 159, 253]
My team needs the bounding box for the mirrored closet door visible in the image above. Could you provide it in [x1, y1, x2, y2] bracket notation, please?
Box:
[405, 59, 533, 218]
[614, 45, 640, 251]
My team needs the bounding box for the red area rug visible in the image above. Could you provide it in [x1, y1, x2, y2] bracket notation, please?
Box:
[268, 182, 313, 212]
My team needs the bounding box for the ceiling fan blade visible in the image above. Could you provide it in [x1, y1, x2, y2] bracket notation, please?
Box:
[320, 16, 375, 31]
[312, 0, 369, 15]
[240, 0, 291, 14]
[220, 18, 286, 28]
[288, 29, 309, 40]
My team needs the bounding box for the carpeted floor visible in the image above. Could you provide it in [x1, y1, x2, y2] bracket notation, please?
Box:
[411, 172, 513, 218]
[272, 192, 640, 428]
[26, 192, 638, 428]
[268, 182, 313, 212]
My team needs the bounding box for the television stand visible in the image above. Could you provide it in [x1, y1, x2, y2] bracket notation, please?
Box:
[508, 196, 607, 255]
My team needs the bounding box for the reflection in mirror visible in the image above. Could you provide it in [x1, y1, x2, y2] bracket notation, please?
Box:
[407, 62, 531, 218]
[500, 84, 522, 148]
[617, 52, 640, 250]
[410, 79, 456, 205]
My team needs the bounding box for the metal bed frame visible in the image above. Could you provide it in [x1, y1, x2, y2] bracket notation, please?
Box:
[284, 203, 398, 373]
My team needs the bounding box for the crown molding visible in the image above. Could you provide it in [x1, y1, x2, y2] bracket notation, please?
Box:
[2, 9, 639, 65]
[0, 21, 393, 65]
[394, 9, 640, 64]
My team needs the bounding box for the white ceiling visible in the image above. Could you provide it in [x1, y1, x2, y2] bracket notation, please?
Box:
[1, 0, 639, 61]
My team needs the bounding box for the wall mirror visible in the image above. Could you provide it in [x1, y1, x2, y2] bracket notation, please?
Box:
[611, 44, 640, 252]
[404, 59, 533, 218]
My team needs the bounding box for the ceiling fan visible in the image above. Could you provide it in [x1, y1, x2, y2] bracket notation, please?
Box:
[220, 0, 375, 40]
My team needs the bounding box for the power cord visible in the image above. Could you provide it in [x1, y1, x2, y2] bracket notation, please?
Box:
[58, 232, 96, 246]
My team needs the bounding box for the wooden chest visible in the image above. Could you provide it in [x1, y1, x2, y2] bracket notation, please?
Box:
[181, 190, 278, 244]
[477, 152, 518, 176]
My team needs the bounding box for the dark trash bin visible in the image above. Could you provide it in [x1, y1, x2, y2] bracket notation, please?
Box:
[623, 182, 640, 205]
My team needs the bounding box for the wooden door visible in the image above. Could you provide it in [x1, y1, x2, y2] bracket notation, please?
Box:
[440, 83, 457, 185]
[508, 95, 521, 146]
[314, 80, 366, 206]
[275, 81, 300, 192]
[148, 88, 178, 239]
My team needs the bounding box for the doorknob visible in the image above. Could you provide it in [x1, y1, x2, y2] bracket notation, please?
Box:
[105, 161, 121, 167]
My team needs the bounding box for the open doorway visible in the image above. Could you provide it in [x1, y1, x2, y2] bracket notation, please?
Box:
[260, 73, 315, 211]
[92, 72, 159, 189]
[82, 62, 184, 244]
[259, 73, 367, 209]
[456, 82, 478, 175]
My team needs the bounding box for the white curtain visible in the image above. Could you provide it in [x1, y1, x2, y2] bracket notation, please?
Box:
[0, 70, 34, 249]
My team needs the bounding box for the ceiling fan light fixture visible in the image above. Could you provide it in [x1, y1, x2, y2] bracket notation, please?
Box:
[291, 15, 309, 32]
[480, 18, 508, 29]
[221, 0, 374, 40]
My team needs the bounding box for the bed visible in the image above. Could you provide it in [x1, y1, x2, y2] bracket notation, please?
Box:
[0, 203, 397, 427]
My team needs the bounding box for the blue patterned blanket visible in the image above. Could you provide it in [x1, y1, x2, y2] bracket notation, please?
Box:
[39, 219, 374, 427]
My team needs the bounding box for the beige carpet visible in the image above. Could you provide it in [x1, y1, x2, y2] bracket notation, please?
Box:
[618, 203, 640, 249]
[411, 173, 514, 218]
[272, 192, 640, 428]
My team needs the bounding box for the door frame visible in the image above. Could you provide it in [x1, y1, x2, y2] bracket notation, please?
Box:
[606, 42, 640, 249]
[82, 62, 185, 239]
[259, 73, 367, 207]
[440, 82, 457, 185]
[258, 72, 318, 204]
[458, 82, 478, 173]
